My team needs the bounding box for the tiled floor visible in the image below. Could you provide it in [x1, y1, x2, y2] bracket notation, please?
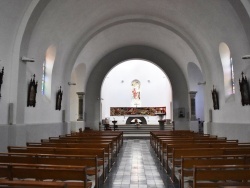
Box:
[103, 139, 178, 188]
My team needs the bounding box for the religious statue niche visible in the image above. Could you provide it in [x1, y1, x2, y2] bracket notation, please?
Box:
[55, 86, 63, 110]
[0, 67, 4, 98]
[27, 74, 38, 107]
[239, 72, 250, 106]
[211, 85, 219, 110]
[131, 79, 141, 107]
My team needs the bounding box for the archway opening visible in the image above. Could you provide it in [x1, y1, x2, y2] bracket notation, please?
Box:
[101, 59, 172, 125]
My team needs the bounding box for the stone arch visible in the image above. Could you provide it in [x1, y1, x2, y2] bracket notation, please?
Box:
[85, 45, 189, 129]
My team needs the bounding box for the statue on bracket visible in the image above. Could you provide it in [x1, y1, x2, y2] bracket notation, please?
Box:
[27, 74, 38, 107]
[211, 85, 219, 110]
[56, 86, 63, 110]
[239, 72, 250, 106]
[0, 67, 4, 98]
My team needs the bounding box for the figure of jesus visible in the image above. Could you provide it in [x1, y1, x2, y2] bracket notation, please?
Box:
[131, 80, 141, 107]
[132, 88, 140, 99]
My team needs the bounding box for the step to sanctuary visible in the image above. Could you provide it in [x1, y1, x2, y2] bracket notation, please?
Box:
[101, 124, 173, 137]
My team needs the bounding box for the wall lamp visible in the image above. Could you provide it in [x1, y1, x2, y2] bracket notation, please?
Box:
[68, 82, 76, 85]
[21, 56, 35, 63]
[198, 81, 206, 85]
[242, 55, 250, 59]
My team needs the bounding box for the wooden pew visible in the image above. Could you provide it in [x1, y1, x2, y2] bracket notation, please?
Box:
[180, 154, 250, 188]
[0, 163, 92, 188]
[70, 131, 123, 148]
[193, 165, 250, 188]
[158, 136, 234, 154]
[150, 130, 200, 149]
[159, 138, 234, 161]
[7, 146, 107, 183]
[151, 134, 194, 151]
[163, 142, 249, 170]
[154, 134, 227, 155]
[0, 152, 100, 188]
[159, 139, 238, 167]
[170, 147, 250, 182]
[59, 133, 123, 153]
[44, 137, 119, 157]
[0, 179, 67, 187]
[219, 186, 250, 188]
[150, 130, 196, 143]
[156, 136, 229, 153]
[27, 142, 113, 171]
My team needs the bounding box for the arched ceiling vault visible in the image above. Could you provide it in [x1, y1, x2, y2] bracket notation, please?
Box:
[73, 18, 201, 88]
[24, 0, 250, 93]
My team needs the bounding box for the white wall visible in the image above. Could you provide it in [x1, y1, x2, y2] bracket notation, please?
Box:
[101, 59, 172, 125]
[205, 122, 250, 143]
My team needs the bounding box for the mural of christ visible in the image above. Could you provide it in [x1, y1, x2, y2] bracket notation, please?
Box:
[131, 79, 141, 107]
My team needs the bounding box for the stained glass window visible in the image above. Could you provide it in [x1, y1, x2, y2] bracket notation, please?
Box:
[41, 61, 46, 95]
[230, 57, 235, 94]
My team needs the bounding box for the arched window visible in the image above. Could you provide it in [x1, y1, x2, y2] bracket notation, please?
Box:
[219, 42, 235, 98]
[230, 57, 235, 94]
[41, 61, 46, 95]
[42, 45, 56, 99]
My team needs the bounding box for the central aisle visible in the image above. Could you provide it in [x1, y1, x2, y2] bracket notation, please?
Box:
[103, 139, 177, 188]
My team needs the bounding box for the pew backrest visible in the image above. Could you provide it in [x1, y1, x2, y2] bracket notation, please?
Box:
[193, 165, 250, 188]
[0, 163, 91, 188]
[180, 155, 250, 188]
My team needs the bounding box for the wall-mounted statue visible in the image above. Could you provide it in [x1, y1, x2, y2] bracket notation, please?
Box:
[27, 74, 38, 107]
[56, 86, 63, 110]
[211, 85, 219, 110]
[239, 72, 250, 106]
[0, 67, 4, 98]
